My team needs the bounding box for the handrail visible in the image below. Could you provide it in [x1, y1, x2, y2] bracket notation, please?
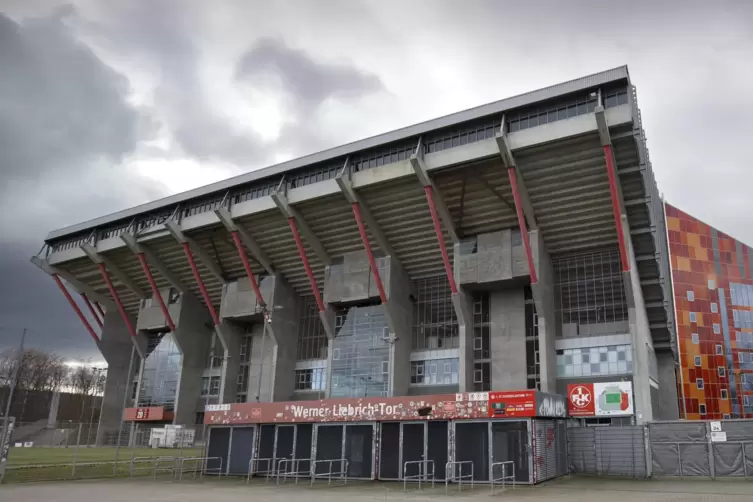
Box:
[176, 456, 223, 480]
[247, 457, 279, 484]
[152, 456, 180, 479]
[445, 461, 474, 495]
[403, 460, 435, 491]
[310, 459, 349, 486]
[490, 461, 515, 491]
[276, 458, 312, 485]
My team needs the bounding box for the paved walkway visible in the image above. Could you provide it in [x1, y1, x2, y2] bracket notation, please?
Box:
[2, 476, 753, 501]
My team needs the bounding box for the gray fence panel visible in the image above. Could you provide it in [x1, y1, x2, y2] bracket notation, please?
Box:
[679, 443, 711, 476]
[717, 421, 753, 442]
[651, 443, 681, 476]
[567, 426, 646, 478]
[713, 443, 745, 477]
[648, 422, 706, 442]
[567, 428, 596, 473]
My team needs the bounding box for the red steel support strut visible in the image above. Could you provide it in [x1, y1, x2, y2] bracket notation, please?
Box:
[97, 263, 138, 338]
[603, 145, 630, 272]
[230, 231, 267, 310]
[507, 167, 538, 284]
[53, 275, 100, 343]
[80, 293, 104, 329]
[180, 242, 220, 326]
[351, 202, 388, 304]
[288, 217, 326, 312]
[136, 253, 176, 332]
[423, 185, 458, 295]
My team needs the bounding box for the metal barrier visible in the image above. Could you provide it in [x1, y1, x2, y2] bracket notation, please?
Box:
[402, 460, 435, 491]
[310, 459, 348, 486]
[152, 456, 180, 479]
[247, 457, 279, 483]
[276, 458, 312, 485]
[490, 461, 515, 491]
[176, 456, 223, 480]
[445, 461, 474, 495]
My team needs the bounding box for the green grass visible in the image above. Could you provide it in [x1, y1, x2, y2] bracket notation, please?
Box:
[3, 447, 203, 484]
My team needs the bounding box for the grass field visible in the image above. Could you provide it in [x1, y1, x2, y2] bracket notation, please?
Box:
[3, 447, 204, 484]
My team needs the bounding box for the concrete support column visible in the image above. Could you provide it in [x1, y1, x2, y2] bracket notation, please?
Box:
[529, 230, 557, 393]
[214, 321, 244, 405]
[451, 291, 474, 392]
[266, 276, 300, 402]
[490, 289, 527, 390]
[656, 350, 680, 419]
[172, 293, 212, 425]
[384, 259, 413, 397]
[624, 224, 654, 424]
[96, 311, 144, 444]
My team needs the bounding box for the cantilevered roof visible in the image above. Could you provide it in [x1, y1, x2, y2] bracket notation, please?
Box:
[46, 66, 629, 242]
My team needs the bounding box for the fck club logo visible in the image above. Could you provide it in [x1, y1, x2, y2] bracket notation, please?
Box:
[570, 385, 592, 409]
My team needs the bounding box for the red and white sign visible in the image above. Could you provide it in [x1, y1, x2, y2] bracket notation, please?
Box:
[568, 385, 595, 416]
[567, 382, 634, 417]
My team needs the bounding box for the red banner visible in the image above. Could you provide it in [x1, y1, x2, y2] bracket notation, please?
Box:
[204, 390, 560, 425]
[123, 406, 173, 422]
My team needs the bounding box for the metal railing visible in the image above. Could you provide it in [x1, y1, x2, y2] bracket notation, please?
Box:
[276, 458, 312, 485]
[490, 461, 515, 491]
[445, 461, 474, 494]
[247, 457, 279, 483]
[310, 459, 348, 486]
[403, 460, 435, 491]
[176, 456, 223, 480]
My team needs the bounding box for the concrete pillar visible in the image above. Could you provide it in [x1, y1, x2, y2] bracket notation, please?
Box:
[623, 217, 654, 424]
[215, 321, 244, 405]
[452, 290, 474, 392]
[656, 350, 680, 420]
[96, 311, 144, 444]
[384, 258, 413, 397]
[490, 288, 527, 390]
[171, 294, 212, 425]
[529, 230, 558, 393]
[47, 392, 61, 428]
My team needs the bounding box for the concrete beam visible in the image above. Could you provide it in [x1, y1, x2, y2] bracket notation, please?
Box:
[335, 175, 398, 259]
[215, 207, 275, 275]
[120, 233, 188, 294]
[165, 220, 227, 284]
[31, 256, 115, 309]
[410, 143, 459, 244]
[271, 190, 331, 265]
[595, 104, 612, 147]
[495, 131, 538, 230]
[80, 243, 146, 299]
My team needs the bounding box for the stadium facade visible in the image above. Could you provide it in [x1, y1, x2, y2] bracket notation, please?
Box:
[34, 65, 686, 451]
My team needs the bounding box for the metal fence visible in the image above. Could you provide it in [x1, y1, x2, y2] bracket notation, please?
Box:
[1, 421, 206, 484]
[568, 419, 753, 480]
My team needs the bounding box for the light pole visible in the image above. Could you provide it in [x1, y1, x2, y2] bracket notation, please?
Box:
[1, 328, 26, 458]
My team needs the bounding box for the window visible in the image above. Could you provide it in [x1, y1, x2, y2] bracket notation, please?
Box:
[713, 323, 721, 334]
[711, 303, 718, 313]
[201, 376, 221, 396]
[721, 389, 729, 400]
[699, 404, 707, 415]
[716, 344, 723, 355]
[412, 276, 459, 350]
[718, 367, 726, 377]
[410, 358, 459, 385]
[708, 279, 716, 290]
[694, 356, 702, 367]
[692, 333, 699, 344]
[294, 368, 326, 391]
[723, 414, 731, 419]
[689, 312, 697, 323]
[556, 344, 633, 377]
[687, 290, 695, 301]
[696, 378, 704, 390]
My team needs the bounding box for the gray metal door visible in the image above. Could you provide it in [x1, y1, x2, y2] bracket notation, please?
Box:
[228, 426, 255, 475]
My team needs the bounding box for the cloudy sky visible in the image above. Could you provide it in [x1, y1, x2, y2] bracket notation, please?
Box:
[1, 0, 751, 360]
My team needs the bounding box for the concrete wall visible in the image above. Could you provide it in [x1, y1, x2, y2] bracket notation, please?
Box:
[384, 258, 413, 397]
[624, 221, 654, 424]
[171, 293, 212, 425]
[490, 288, 527, 390]
[220, 275, 274, 320]
[96, 311, 142, 444]
[215, 321, 244, 404]
[455, 230, 528, 286]
[656, 350, 680, 420]
[246, 322, 274, 402]
[136, 288, 181, 331]
[323, 250, 387, 304]
[529, 230, 557, 393]
[452, 291, 474, 392]
[267, 276, 300, 401]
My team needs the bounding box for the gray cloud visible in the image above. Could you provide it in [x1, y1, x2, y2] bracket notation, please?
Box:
[236, 37, 384, 112]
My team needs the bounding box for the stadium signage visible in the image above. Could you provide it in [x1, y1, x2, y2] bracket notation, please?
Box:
[567, 381, 634, 417]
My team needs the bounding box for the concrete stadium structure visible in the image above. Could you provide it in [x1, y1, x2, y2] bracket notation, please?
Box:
[32, 65, 679, 440]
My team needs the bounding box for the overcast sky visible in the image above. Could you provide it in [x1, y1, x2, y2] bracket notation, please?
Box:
[1, 0, 751, 361]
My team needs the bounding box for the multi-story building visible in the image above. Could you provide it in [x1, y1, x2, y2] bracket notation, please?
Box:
[33, 65, 679, 448]
[666, 203, 753, 419]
